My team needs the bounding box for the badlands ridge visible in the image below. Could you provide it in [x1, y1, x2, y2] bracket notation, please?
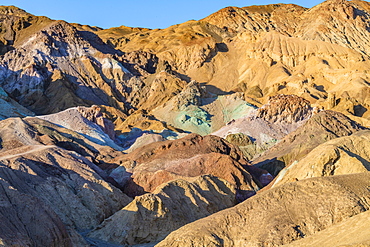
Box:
[0, 0, 369, 246]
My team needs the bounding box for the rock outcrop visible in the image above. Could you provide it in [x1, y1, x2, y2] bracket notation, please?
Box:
[253, 110, 365, 175]
[157, 172, 370, 247]
[272, 130, 370, 187]
[37, 106, 120, 150]
[213, 94, 316, 160]
[0, 116, 132, 245]
[88, 175, 236, 245]
[0, 86, 35, 120]
[256, 94, 314, 124]
[111, 133, 266, 197]
[152, 82, 255, 135]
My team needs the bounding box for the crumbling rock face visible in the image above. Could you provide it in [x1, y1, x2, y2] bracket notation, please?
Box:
[256, 94, 315, 124]
[76, 105, 116, 140]
[88, 175, 237, 245]
[157, 172, 370, 247]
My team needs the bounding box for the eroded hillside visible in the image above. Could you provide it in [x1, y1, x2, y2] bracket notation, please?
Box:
[0, 1, 369, 246]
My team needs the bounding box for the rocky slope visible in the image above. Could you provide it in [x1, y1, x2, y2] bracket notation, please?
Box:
[0, 86, 34, 120]
[96, 0, 370, 125]
[88, 175, 236, 245]
[252, 110, 365, 175]
[1, 1, 370, 135]
[0, 116, 134, 245]
[212, 94, 317, 160]
[283, 210, 370, 247]
[109, 133, 267, 197]
[157, 172, 370, 247]
[37, 105, 120, 149]
[0, 1, 370, 245]
[272, 130, 370, 187]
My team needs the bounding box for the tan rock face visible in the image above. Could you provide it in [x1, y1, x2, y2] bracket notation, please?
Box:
[252, 110, 365, 175]
[272, 130, 370, 187]
[225, 133, 253, 146]
[88, 175, 236, 245]
[256, 94, 314, 124]
[284, 210, 370, 247]
[157, 172, 370, 247]
[0, 179, 77, 247]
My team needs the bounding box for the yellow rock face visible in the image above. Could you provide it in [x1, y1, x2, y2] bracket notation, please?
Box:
[157, 172, 370, 247]
[273, 130, 370, 187]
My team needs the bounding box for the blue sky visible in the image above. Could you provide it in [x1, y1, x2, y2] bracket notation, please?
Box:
[1, 0, 323, 29]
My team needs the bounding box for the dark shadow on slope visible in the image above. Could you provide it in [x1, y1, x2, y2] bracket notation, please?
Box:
[77, 30, 123, 56]
[200, 83, 234, 95]
[254, 158, 286, 177]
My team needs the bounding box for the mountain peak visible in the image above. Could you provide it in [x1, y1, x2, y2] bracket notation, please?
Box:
[0, 5, 31, 17]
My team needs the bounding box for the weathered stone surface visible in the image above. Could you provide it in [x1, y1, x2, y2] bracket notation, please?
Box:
[0, 116, 125, 168]
[284, 210, 370, 247]
[0, 87, 34, 120]
[256, 94, 314, 124]
[152, 82, 255, 135]
[272, 130, 370, 187]
[37, 106, 121, 150]
[213, 94, 316, 160]
[225, 133, 252, 146]
[0, 178, 82, 247]
[88, 175, 236, 245]
[253, 110, 365, 176]
[113, 133, 265, 196]
[0, 145, 131, 230]
[157, 172, 370, 247]
[0, 116, 132, 245]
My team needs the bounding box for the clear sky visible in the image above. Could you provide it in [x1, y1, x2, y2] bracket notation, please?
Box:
[1, 0, 323, 29]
